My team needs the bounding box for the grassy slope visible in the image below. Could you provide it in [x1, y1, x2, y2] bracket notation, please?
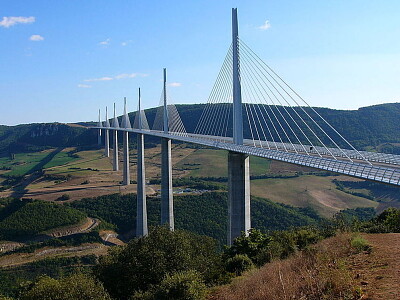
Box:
[174, 148, 270, 177]
[174, 148, 378, 217]
[209, 233, 400, 300]
[251, 176, 378, 217]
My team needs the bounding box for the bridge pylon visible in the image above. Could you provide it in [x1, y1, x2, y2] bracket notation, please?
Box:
[104, 106, 110, 157]
[97, 109, 102, 145]
[228, 8, 251, 245]
[161, 68, 174, 230]
[122, 97, 130, 185]
[136, 88, 148, 237]
[112, 103, 119, 171]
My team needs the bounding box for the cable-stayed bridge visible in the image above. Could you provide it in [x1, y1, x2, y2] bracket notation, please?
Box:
[93, 9, 400, 244]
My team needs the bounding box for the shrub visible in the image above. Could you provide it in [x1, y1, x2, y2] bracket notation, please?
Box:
[57, 194, 70, 201]
[350, 235, 371, 253]
[225, 229, 272, 267]
[20, 273, 111, 300]
[225, 254, 254, 276]
[359, 208, 400, 233]
[150, 270, 207, 300]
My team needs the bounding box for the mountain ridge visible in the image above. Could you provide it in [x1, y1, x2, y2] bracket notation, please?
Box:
[0, 102, 399, 154]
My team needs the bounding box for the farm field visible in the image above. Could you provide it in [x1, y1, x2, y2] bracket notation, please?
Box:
[0, 144, 383, 217]
[0, 148, 79, 176]
[251, 175, 378, 217]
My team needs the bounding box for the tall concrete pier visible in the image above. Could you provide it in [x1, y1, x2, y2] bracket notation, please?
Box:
[104, 106, 110, 157]
[227, 152, 250, 245]
[136, 88, 148, 236]
[122, 97, 131, 186]
[228, 8, 250, 245]
[112, 103, 119, 171]
[160, 68, 174, 230]
[123, 131, 130, 184]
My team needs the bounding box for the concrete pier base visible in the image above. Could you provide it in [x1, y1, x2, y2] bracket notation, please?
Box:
[161, 138, 174, 230]
[113, 130, 119, 171]
[104, 129, 110, 157]
[123, 131, 130, 185]
[136, 133, 148, 237]
[228, 151, 250, 245]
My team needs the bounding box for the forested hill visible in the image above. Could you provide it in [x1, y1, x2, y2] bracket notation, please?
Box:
[0, 102, 399, 154]
[0, 123, 95, 154]
[171, 103, 400, 150]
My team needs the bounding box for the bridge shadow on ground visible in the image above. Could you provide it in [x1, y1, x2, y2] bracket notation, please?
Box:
[10, 148, 64, 199]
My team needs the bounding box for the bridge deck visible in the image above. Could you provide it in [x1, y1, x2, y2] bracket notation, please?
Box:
[94, 127, 400, 187]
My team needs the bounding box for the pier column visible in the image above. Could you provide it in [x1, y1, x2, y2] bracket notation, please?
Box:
[136, 133, 148, 236]
[104, 129, 110, 157]
[113, 130, 119, 171]
[123, 131, 130, 185]
[228, 151, 250, 245]
[98, 129, 102, 145]
[97, 109, 102, 145]
[161, 137, 174, 230]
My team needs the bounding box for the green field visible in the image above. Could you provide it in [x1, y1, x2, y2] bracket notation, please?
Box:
[0, 149, 79, 176]
[44, 149, 112, 176]
[175, 148, 270, 177]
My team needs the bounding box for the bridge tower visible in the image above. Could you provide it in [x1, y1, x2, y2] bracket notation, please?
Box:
[112, 103, 119, 171]
[104, 106, 110, 157]
[122, 97, 131, 185]
[161, 68, 174, 230]
[228, 8, 251, 245]
[136, 88, 148, 236]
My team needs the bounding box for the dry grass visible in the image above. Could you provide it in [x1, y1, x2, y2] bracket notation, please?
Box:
[209, 234, 362, 300]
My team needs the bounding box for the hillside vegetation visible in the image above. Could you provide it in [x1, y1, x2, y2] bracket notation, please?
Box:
[68, 192, 321, 244]
[1, 103, 399, 155]
[0, 199, 86, 240]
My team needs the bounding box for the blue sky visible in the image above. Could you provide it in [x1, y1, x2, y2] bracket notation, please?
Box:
[1, 0, 400, 125]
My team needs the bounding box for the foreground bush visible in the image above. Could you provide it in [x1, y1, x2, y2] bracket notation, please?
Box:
[350, 234, 372, 253]
[95, 226, 221, 299]
[224, 227, 325, 267]
[225, 254, 254, 276]
[133, 270, 207, 300]
[20, 273, 111, 300]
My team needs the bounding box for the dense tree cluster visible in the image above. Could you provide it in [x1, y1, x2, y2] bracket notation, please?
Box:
[69, 192, 322, 245]
[0, 199, 86, 240]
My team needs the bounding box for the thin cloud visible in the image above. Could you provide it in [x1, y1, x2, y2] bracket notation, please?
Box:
[121, 40, 132, 46]
[0, 16, 35, 28]
[29, 34, 44, 41]
[168, 82, 182, 87]
[99, 38, 110, 46]
[84, 77, 113, 82]
[114, 73, 148, 79]
[258, 20, 271, 31]
[84, 73, 148, 82]
[78, 84, 92, 88]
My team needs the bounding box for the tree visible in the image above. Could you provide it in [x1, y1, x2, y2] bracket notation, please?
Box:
[95, 226, 220, 299]
[133, 270, 207, 300]
[20, 273, 111, 300]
